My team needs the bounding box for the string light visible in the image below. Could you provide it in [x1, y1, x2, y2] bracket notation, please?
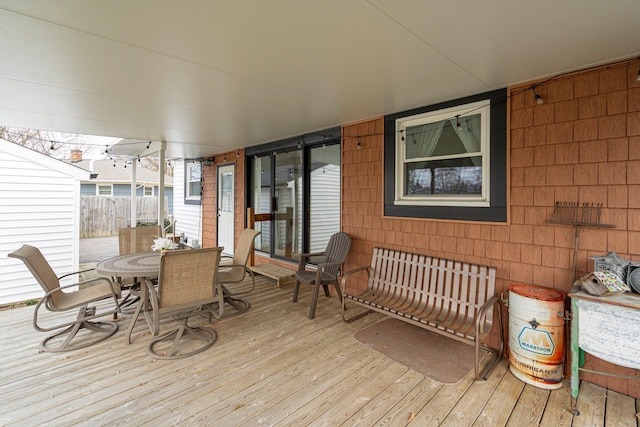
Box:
[532, 85, 544, 105]
[455, 115, 463, 131]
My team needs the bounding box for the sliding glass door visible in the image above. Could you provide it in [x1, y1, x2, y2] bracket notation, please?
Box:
[248, 129, 340, 261]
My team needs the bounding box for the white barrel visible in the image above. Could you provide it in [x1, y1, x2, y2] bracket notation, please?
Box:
[508, 284, 566, 390]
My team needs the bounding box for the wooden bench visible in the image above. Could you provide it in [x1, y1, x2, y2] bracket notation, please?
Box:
[341, 247, 503, 380]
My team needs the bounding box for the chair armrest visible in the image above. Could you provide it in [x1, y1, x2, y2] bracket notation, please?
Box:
[300, 252, 325, 258]
[33, 276, 121, 333]
[317, 261, 342, 268]
[298, 251, 326, 269]
[219, 262, 244, 269]
[58, 267, 96, 280]
[56, 276, 121, 297]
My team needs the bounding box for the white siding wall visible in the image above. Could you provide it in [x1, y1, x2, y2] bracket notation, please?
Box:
[171, 161, 202, 244]
[0, 145, 87, 305]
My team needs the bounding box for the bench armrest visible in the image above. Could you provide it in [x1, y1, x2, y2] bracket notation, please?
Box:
[476, 293, 500, 338]
[340, 265, 370, 294]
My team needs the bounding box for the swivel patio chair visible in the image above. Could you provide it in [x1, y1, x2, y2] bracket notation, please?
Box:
[8, 244, 121, 352]
[118, 225, 162, 255]
[292, 232, 351, 319]
[145, 247, 224, 359]
[218, 228, 261, 316]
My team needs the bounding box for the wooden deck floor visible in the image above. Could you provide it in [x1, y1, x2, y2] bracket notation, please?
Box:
[1, 275, 638, 426]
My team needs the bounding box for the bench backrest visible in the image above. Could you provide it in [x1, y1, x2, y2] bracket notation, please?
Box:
[368, 247, 497, 337]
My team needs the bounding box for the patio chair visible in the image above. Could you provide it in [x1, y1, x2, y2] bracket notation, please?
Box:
[145, 247, 224, 359]
[117, 225, 161, 309]
[118, 225, 162, 255]
[292, 232, 351, 319]
[8, 244, 121, 352]
[218, 228, 261, 316]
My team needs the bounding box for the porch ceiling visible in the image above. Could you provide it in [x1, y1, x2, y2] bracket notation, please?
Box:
[0, 1, 638, 159]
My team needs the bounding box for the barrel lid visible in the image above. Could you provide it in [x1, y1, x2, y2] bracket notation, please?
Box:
[508, 284, 565, 301]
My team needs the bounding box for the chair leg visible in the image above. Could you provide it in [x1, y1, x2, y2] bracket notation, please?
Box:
[292, 278, 301, 302]
[40, 306, 118, 352]
[308, 282, 322, 320]
[220, 285, 251, 317]
[147, 318, 217, 360]
[125, 296, 146, 345]
[322, 284, 331, 298]
[333, 280, 343, 301]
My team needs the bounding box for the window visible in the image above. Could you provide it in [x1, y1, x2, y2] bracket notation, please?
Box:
[384, 89, 507, 222]
[97, 184, 112, 196]
[144, 186, 154, 196]
[396, 100, 490, 207]
[185, 161, 202, 204]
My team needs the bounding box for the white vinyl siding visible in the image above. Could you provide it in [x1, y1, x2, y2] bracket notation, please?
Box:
[171, 162, 202, 244]
[0, 140, 89, 305]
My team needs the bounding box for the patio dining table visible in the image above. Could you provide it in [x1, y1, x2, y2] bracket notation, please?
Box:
[96, 249, 245, 344]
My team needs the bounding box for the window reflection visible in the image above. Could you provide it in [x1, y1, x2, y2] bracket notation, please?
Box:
[310, 145, 340, 252]
[274, 151, 302, 258]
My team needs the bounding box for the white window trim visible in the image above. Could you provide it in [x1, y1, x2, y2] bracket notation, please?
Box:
[185, 161, 202, 201]
[394, 100, 491, 207]
[97, 184, 113, 196]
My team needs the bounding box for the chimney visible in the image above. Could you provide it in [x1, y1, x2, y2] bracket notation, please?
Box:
[70, 149, 82, 162]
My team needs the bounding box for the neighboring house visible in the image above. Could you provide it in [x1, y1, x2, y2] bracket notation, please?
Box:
[73, 157, 174, 215]
[0, 139, 90, 305]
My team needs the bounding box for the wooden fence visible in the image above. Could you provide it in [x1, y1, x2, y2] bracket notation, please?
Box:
[80, 196, 168, 237]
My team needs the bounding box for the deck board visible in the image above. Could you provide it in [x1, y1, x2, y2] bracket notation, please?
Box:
[505, 383, 550, 427]
[0, 275, 638, 426]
